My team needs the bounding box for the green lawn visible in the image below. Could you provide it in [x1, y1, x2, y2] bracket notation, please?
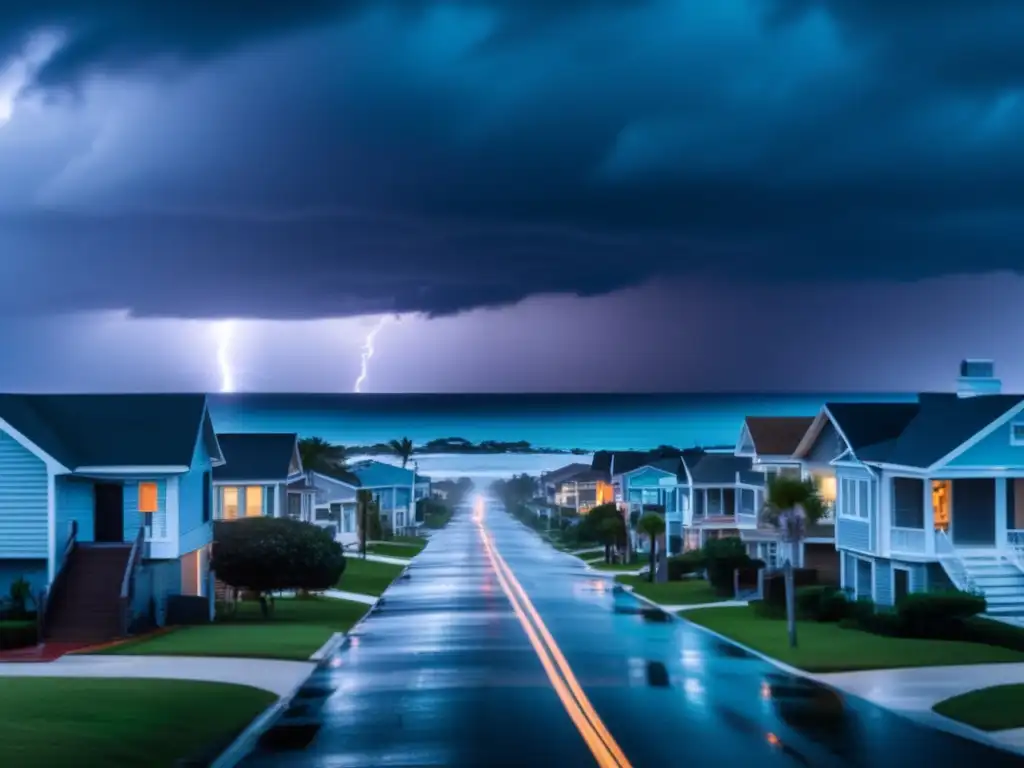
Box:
[684, 606, 1024, 672]
[97, 597, 368, 660]
[933, 684, 1024, 731]
[0, 677, 275, 767]
[339, 557, 406, 596]
[616, 576, 723, 605]
[367, 541, 425, 558]
[573, 548, 605, 559]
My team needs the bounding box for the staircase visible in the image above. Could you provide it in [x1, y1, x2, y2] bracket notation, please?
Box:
[960, 555, 1024, 617]
[44, 544, 133, 644]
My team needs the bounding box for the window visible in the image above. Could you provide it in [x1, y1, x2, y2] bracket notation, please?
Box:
[707, 489, 722, 515]
[722, 488, 736, 515]
[222, 487, 239, 520]
[202, 473, 211, 523]
[343, 507, 355, 532]
[839, 477, 870, 519]
[288, 494, 302, 519]
[245, 486, 263, 517]
[1012, 421, 1024, 446]
[138, 482, 158, 513]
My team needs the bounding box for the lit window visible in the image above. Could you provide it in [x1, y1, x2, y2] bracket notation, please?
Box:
[816, 476, 837, 504]
[245, 486, 264, 517]
[138, 482, 158, 513]
[222, 487, 239, 520]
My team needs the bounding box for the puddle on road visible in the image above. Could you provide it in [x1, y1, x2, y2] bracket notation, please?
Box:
[258, 723, 322, 751]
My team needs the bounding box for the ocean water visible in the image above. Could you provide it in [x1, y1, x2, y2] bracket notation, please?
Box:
[208, 392, 912, 480]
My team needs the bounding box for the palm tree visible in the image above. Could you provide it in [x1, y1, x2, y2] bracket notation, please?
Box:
[761, 475, 826, 648]
[388, 437, 415, 468]
[356, 489, 374, 558]
[637, 513, 666, 583]
[299, 437, 346, 474]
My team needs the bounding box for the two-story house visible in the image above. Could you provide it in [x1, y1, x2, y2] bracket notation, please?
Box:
[796, 360, 1024, 616]
[735, 416, 838, 577]
[0, 394, 224, 643]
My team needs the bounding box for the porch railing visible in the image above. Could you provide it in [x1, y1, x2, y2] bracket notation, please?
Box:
[936, 529, 977, 593]
[1008, 530, 1024, 574]
[891, 526, 927, 554]
[39, 520, 78, 640]
[119, 526, 146, 636]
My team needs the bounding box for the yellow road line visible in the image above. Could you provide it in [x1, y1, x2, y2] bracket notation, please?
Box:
[483, 530, 633, 768]
[475, 518, 632, 768]
[480, 533, 621, 768]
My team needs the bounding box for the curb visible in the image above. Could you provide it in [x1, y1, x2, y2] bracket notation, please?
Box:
[210, 570, 404, 768]
[628, 591, 1024, 757]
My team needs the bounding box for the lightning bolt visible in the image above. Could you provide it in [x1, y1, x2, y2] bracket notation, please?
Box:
[354, 316, 389, 393]
[215, 320, 236, 393]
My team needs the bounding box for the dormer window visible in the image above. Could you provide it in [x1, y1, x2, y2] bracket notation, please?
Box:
[1011, 421, 1024, 446]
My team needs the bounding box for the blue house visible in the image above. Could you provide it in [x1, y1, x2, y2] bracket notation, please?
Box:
[212, 433, 314, 522]
[349, 460, 422, 535]
[792, 360, 1024, 616]
[0, 394, 224, 642]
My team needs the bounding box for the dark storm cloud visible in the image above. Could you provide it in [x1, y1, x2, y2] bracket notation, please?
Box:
[2, 0, 1024, 319]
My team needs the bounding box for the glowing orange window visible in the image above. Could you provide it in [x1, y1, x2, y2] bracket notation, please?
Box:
[138, 482, 159, 513]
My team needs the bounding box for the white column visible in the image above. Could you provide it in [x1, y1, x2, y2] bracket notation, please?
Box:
[996, 478, 1008, 551]
[923, 477, 935, 556]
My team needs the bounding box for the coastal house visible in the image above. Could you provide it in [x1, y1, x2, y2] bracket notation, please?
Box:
[0, 394, 224, 642]
[308, 469, 362, 547]
[735, 416, 838, 577]
[212, 433, 315, 523]
[542, 463, 613, 514]
[680, 451, 763, 553]
[349, 459, 421, 536]
[797, 359, 1024, 616]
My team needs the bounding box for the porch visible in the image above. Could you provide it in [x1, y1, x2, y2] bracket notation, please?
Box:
[690, 484, 761, 528]
[886, 476, 1024, 560]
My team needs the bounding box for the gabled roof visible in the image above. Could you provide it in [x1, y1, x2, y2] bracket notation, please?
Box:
[0, 393, 214, 470]
[683, 451, 753, 485]
[554, 468, 608, 485]
[591, 450, 661, 476]
[350, 459, 416, 487]
[850, 393, 1024, 468]
[213, 433, 299, 482]
[544, 462, 592, 485]
[825, 402, 921, 453]
[309, 469, 361, 487]
[743, 417, 815, 457]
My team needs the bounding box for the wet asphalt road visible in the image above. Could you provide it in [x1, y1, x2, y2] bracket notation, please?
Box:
[238, 506, 1024, 767]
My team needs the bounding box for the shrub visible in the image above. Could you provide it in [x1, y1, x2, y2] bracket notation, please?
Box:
[795, 585, 851, 622]
[702, 537, 760, 593]
[213, 518, 346, 599]
[0, 621, 37, 649]
[897, 590, 987, 625]
[667, 550, 706, 581]
[763, 568, 819, 607]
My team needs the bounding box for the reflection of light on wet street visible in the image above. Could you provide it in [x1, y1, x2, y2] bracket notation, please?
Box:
[680, 648, 703, 672]
[683, 677, 705, 706]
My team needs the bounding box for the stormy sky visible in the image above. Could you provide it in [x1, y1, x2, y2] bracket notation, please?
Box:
[1, 1, 1023, 392]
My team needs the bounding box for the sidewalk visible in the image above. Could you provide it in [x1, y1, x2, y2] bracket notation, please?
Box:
[630, 590, 1024, 756]
[815, 663, 1024, 754]
[0, 654, 313, 696]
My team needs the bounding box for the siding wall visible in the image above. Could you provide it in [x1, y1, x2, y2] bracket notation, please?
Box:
[806, 421, 847, 464]
[0, 432, 48, 558]
[179, 424, 213, 555]
[122, 480, 168, 541]
[835, 465, 877, 553]
[54, 477, 94, 572]
[131, 559, 183, 627]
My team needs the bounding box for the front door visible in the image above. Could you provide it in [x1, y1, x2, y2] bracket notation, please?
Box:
[94, 483, 125, 543]
[951, 478, 996, 547]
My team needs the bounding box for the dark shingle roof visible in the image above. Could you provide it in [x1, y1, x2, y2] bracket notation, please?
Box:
[0, 394, 208, 468]
[591, 451, 661, 476]
[213, 433, 298, 481]
[824, 402, 920, 453]
[852, 393, 1024, 468]
[544, 463, 592, 484]
[744, 416, 815, 457]
[683, 452, 753, 484]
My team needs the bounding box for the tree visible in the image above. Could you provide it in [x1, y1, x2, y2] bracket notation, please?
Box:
[299, 437, 346, 474]
[388, 437, 415, 468]
[637, 513, 666, 583]
[356, 489, 381, 557]
[212, 518, 345, 616]
[761, 474, 827, 648]
[583, 503, 625, 562]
